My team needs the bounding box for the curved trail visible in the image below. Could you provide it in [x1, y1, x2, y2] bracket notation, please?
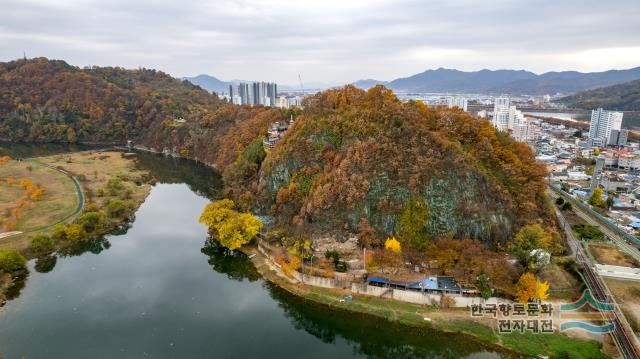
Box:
[0, 160, 84, 241]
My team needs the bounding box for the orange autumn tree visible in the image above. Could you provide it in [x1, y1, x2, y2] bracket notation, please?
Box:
[515, 272, 550, 303]
[515, 273, 538, 303]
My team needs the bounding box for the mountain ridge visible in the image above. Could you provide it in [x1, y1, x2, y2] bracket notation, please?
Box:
[353, 66, 640, 95]
[558, 78, 640, 111]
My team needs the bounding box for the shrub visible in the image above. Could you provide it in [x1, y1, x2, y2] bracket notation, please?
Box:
[77, 211, 105, 233]
[572, 224, 604, 241]
[65, 223, 85, 241]
[561, 202, 572, 211]
[106, 178, 124, 195]
[106, 200, 127, 218]
[555, 197, 565, 206]
[0, 249, 27, 272]
[30, 234, 55, 256]
[52, 224, 68, 240]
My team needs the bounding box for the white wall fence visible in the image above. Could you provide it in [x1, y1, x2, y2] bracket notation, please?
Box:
[257, 242, 512, 307]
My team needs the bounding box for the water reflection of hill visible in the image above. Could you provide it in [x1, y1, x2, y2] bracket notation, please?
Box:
[133, 152, 223, 199]
[265, 283, 520, 359]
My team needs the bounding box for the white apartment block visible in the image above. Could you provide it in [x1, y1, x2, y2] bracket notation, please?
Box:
[513, 120, 541, 142]
[446, 96, 468, 111]
[491, 96, 510, 131]
[588, 108, 623, 147]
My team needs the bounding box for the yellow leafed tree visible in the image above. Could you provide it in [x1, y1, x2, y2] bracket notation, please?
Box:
[535, 280, 550, 301]
[384, 237, 401, 253]
[199, 199, 262, 250]
[515, 272, 537, 303]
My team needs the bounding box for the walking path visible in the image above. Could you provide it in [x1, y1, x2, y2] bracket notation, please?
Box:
[0, 160, 84, 241]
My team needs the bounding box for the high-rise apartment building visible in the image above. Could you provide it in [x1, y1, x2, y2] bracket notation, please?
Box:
[229, 82, 278, 106]
[608, 129, 629, 147]
[446, 96, 468, 111]
[588, 108, 623, 147]
[491, 96, 524, 132]
[491, 96, 510, 131]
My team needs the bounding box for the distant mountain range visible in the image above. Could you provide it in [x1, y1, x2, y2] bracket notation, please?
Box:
[352, 79, 388, 89]
[182, 74, 229, 93]
[185, 66, 640, 96]
[559, 79, 640, 111]
[352, 67, 640, 95]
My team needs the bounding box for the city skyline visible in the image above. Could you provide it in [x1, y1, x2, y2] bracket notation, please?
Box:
[1, 0, 639, 84]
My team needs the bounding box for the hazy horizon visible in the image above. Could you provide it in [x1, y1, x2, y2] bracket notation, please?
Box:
[2, 0, 639, 84]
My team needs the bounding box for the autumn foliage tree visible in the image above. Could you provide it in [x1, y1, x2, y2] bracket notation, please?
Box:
[589, 187, 605, 208]
[199, 199, 262, 250]
[511, 224, 553, 265]
[370, 237, 403, 273]
[515, 272, 550, 303]
[357, 218, 379, 248]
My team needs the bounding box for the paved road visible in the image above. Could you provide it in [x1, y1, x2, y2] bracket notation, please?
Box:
[556, 207, 640, 359]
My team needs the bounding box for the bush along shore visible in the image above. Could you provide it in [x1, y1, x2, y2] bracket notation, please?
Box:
[0, 151, 152, 307]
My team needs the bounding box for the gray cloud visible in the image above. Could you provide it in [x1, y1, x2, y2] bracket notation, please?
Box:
[1, 0, 639, 85]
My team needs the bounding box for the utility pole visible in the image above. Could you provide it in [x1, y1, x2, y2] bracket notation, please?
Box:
[363, 247, 367, 271]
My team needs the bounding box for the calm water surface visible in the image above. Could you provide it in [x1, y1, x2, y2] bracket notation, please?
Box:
[0, 145, 517, 359]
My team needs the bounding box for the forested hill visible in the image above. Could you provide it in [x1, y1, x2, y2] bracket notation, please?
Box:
[0, 58, 553, 245]
[0, 57, 221, 143]
[558, 79, 640, 111]
[0, 58, 284, 170]
[252, 86, 553, 246]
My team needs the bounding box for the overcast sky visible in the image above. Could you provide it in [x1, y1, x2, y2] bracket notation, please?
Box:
[1, 0, 639, 85]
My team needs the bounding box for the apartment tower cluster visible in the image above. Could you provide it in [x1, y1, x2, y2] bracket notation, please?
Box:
[490, 96, 540, 142]
[229, 82, 278, 106]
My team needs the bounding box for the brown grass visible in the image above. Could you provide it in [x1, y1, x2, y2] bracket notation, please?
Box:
[538, 262, 583, 300]
[41, 151, 149, 207]
[589, 243, 640, 267]
[0, 160, 78, 233]
[604, 278, 640, 333]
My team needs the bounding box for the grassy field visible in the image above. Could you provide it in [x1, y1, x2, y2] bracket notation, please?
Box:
[0, 160, 78, 235]
[38, 151, 149, 206]
[247, 247, 609, 359]
[539, 262, 584, 300]
[0, 151, 150, 251]
[588, 243, 640, 267]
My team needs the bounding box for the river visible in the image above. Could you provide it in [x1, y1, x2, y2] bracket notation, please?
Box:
[0, 144, 517, 358]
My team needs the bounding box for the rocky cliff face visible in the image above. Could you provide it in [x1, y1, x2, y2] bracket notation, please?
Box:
[258, 86, 551, 246]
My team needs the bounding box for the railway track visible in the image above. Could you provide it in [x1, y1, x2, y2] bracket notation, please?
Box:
[556, 207, 640, 359]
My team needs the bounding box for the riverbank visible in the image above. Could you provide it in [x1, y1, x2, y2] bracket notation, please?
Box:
[242, 245, 610, 359]
[1, 151, 151, 251]
[0, 159, 80, 244]
[0, 150, 152, 307]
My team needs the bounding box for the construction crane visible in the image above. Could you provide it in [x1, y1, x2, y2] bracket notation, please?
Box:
[298, 74, 304, 96]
